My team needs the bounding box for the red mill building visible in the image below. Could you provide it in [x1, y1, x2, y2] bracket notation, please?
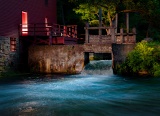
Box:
[0, 0, 78, 72]
[0, 0, 57, 72]
[0, 0, 57, 38]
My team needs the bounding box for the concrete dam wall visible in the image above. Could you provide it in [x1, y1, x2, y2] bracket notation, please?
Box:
[28, 44, 112, 74]
[28, 44, 135, 74]
[28, 45, 85, 74]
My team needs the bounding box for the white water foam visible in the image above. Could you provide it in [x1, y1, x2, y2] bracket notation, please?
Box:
[81, 60, 113, 75]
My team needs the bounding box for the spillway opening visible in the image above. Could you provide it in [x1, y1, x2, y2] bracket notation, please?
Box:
[84, 52, 112, 75]
[93, 53, 112, 60]
[82, 60, 113, 75]
[84, 52, 112, 65]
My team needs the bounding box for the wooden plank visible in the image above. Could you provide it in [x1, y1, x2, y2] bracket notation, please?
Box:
[84, 27, 115, 30]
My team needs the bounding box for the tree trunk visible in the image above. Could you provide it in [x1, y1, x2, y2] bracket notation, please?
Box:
[106, 10, 112, 35]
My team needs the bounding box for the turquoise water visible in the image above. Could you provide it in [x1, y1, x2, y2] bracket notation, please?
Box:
[0, 60, 160, 116]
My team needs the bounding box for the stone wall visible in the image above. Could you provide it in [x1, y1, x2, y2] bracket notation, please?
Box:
[28, 45, 85, 74]
[89, 35, 111, 43]
[0, 36, 135, 74]
[0, 36, 19, 73]
[84, 43, 112, 53]
[28, 44, 112, 74]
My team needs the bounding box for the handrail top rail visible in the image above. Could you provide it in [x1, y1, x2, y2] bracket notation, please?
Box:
[84, 26, 116, 30]
[19, 23, 77, 27]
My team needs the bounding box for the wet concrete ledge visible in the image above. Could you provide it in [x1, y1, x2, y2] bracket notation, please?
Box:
[28, 44, 135, 74]
[28, 45, 85, 74]
[28, 44, 112, 74]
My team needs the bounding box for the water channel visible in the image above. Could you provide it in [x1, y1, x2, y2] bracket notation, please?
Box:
[0, 60, 160, 116]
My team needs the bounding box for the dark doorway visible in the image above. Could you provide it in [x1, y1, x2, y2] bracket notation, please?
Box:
[94, 53, 112, 60]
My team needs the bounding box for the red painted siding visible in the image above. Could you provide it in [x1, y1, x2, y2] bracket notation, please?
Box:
[0, 0, 57, 38]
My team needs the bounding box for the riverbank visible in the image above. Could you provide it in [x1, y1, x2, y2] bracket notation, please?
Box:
[0, 70, 31, 82]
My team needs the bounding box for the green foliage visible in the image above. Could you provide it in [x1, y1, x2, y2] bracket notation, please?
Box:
[119, 41, 160, 77]
[73, 3, 116, 26]
[127, 41, 154, 72]
[152, 62, 160, 77]
[74, 4, 99, 25]
[137, 0, 160, 38]
[65, 0, 160, 40]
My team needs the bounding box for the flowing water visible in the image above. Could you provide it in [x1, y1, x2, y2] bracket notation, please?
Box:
[0, 60, 160, 116]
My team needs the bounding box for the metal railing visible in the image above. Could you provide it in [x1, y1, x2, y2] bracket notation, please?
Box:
[19, 23, 77, 38]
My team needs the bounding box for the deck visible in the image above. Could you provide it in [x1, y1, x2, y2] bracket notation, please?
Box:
[19, 23, 81, 45]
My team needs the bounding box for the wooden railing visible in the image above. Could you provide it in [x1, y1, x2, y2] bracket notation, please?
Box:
[84, 26, 136, 44]
[19, 23, 77, 38]
[84, 26, 115, 44]
[115, 28, 136, 44]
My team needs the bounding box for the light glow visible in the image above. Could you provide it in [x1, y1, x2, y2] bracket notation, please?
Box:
[45, 17, 51, 36]
[22, 11, 28, 35]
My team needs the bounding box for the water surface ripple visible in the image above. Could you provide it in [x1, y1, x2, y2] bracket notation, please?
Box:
[0, 60, 160, 116]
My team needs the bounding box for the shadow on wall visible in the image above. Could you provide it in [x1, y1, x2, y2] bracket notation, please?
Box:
[84, 52, 112, 65]
[94, 53, 112, 60]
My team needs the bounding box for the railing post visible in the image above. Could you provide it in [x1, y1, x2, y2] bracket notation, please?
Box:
[85, 22, 89, 43]
[72, 26, 74, 38]
[68, 26, 71, 37]
[111, 27, 115, 43]
[58, 24, 60, 35]
[63, 26, 67, 36]
[75, 25, 77, 38]
[132, 28, 136, 43]
[120, 28, 124, 43]
[99, 27, 102, 42]
[49, 29, 53, 45]
[126, 12, 129, 33]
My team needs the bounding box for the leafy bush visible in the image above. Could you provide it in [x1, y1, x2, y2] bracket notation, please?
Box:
[119, 41, 160, 77]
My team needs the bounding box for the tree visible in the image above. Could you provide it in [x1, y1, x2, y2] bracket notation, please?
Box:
[70, 0, 119, 27]
[121, 0, 160, 39]
[57, 0, 81, 25]
[140, 0, 160, 38]
[68, 0, 160, 40]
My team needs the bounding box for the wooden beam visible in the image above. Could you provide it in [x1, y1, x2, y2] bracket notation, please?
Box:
[126, 13, 129, 33]
[115, 13, 118, 33]
[99, 8, 102, 39]
[85, 23, 89, 43]
[84, 27, 115, 30]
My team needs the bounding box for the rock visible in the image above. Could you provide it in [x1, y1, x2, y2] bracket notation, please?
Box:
[143, 38, 153, 42]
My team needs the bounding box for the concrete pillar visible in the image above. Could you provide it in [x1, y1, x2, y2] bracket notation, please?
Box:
[112, 43, 135, 74]
[84, 52, 90, 65]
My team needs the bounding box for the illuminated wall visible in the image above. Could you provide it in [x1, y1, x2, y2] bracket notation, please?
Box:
[22, 11, 28, 35]
[0, 0, 57, 38]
